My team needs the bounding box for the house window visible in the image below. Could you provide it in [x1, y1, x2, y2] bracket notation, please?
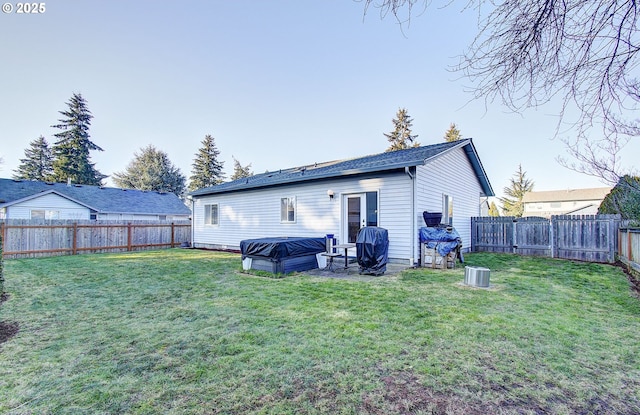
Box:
[281, 197, 296, 223]
[31, 209, 59, 220]
[204, 204, 219, 225]
[442, 194, 453, 225]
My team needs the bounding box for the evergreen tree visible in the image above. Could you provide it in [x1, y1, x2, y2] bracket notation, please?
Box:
[384, 108, 420, 152]
[188, 134, 225, 191]
[488, 201, 500, 217]
[51, 93, 105, 185]
[113, 145, 186, 197]
[13, 136, 54, 181]
[444, 123, 462, 142]
[499, 164, 534, 217]
[598, 175, 640, 221]
[230, 157, 253, 181]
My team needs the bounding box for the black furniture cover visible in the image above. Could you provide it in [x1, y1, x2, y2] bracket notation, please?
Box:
[356, 226, 389, 276]
[240, 237, 326, 260]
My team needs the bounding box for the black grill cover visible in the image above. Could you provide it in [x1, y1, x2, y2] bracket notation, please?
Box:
[356, 227, 389, 275]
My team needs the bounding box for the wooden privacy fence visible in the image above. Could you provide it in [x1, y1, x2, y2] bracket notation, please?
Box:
[0, 220, 191, 259]
[471, 215, 621, 263]
[618, 225, 640, 274]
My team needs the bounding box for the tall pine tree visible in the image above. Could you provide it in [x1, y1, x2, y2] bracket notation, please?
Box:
[13, 136, 54, 181]
[51, 93, 105, 185]
[384, 108, 420, 152]
[188, 134, 225, 191]
[500, 164, 534, 217]
[230, 157, 253, 181]
[444, 123, 462, 142]
[488, 201, 500, 217]
[113, 145, 186, 197]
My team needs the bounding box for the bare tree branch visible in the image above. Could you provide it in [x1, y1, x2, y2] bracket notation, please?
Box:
[361, 0, 640, 183]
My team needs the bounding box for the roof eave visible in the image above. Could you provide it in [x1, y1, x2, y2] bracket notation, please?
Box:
[462, 139, 495, 197]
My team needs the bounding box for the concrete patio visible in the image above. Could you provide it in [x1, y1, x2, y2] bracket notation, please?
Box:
[304, 258, 412, 281]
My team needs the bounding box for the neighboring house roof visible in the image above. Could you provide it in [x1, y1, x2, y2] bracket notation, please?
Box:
[522, 187, 612, 203]
[190, 138, 494, 197]
[0, 179, 191, 216]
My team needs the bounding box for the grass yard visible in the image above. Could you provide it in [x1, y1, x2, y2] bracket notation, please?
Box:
[1, 249, 639, 414]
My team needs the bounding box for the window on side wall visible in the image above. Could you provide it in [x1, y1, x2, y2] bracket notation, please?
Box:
[442, 194, 453, 225]
[204, 204, 219, 225]
[281, 197, 296, 223]
[31, 209, 59, 220]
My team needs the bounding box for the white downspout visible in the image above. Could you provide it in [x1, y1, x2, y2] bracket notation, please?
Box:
[405, 167, 416, 266]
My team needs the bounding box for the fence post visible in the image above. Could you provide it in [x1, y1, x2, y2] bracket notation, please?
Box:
[627, 228, 635, 261]
[512, 218, 518, 254]
[549, 217, 555, 258]
[609, 216, 617, 263]
[0, 222, 4, 295]
[72, 222, 78, 255]
[127, 223, 132, 251]
[471, 217, 476, 252]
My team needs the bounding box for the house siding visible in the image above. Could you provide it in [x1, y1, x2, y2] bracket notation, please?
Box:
[523, 200, 603, 217]
[6, 193, 89, 220]
[192, 172, 414, 261]
[415, 147, 483, 255]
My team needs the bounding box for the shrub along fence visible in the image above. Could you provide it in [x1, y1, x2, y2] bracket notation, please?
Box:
[0, 220, 191, 259]
[471, 215, 621, 263]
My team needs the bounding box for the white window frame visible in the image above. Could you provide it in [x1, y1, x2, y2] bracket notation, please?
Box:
[204, 204, 219, 226]
[280, 197, 296, 223]
[31, 209, 59, 220]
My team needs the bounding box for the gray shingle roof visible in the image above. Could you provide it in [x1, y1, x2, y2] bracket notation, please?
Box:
[0, 179, 191, 216]
[522, 187, 612, 203]
[190, 139, 494, 197]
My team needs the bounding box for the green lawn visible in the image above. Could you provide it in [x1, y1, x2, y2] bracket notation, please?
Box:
[1, 249, 639, 414]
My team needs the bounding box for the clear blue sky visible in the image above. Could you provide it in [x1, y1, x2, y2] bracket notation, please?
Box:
[1, 0, 635, 199]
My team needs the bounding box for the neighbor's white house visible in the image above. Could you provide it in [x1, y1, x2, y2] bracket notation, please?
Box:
[189, 139, 494, 264]
[0, 179, 191, 221]
[522, 187, 612, 218]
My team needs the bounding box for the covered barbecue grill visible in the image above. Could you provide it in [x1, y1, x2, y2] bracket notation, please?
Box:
[356, 226, 389, 276]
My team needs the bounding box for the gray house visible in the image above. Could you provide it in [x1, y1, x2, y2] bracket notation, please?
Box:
[189, 139, 493, 264]
[0, 179, 191, 221]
